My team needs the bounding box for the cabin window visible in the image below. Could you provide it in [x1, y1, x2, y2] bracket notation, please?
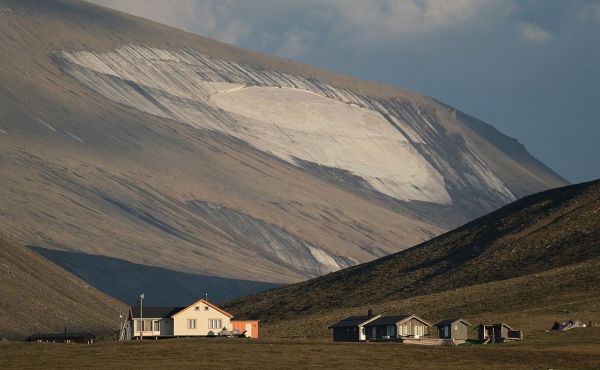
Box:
[153, 321, 161, 332]
[386, 325, 395, 337]
[187, 319, 197, 329]
[143, 320, 152, 331]
[208, 319, 222, 329]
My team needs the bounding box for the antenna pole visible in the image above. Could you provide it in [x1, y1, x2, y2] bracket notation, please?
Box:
[139, 293, 144, 340]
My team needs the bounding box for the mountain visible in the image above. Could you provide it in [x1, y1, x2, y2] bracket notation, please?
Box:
[0, 233, 126, 339]
[30, 246, 280, 306]
[224, 180, 600, 322]
[0, 0, 566, 291]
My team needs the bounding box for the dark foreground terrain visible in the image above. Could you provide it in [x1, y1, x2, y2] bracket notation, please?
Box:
[1, 330, 599, 370]
[0, 234, 126, 338]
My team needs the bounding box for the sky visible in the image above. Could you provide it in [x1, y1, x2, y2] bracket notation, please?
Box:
[90, 0, 600, 183]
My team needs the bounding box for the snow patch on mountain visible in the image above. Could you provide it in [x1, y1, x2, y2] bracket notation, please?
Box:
[56, 45, 516, 205]
[209, 86, 448, 203]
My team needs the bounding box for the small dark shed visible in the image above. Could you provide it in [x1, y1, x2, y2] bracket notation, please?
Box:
[434, 318, 471, 340]
[27, 332, 96, 344]
[475, 323, 513, 343]
[328, 311, 380, 342]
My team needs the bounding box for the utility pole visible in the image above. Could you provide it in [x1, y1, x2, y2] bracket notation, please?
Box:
[118, 314, 123, 341]
[139, 293, 144, 340]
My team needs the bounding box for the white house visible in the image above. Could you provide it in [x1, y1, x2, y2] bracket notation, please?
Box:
[128, 298, 256, 339]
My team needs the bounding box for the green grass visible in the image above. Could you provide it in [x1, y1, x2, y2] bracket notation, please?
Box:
[248, 256, 600, 340]
[1, 330, 600, 370]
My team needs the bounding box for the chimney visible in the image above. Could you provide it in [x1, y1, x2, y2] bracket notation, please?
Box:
[368, 309, 374, 317]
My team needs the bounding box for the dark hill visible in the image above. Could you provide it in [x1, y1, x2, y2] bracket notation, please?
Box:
[224, 180, 600, 321]
[0, 233, 127, 339]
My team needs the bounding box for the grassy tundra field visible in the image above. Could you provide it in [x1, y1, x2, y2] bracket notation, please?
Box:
[1, 330, 600, 370]
[3, 257, 599, 369]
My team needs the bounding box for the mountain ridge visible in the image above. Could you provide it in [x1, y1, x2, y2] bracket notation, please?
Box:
[0, 0, 566, 289]
[224, 179, 600, 320]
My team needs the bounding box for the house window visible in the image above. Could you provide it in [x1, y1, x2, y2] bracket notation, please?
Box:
[187, 319, 197, 329]
[444, 326, 449, 338]
[208, 319, 222, 329]
[143, 320, 152, 331]
[386, 325, 395, 337]
[153, 321, 161, 332]
[195, 306, 200, 311]
[205, 306, 209, 311]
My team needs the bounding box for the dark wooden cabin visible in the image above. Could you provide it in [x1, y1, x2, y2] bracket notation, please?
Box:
[27, 332, 96, 344]
[475, 323, 519, 343]
[328, 310, 380, 342]
[434, 318, 471, 340]
[364, 314, 431, 340]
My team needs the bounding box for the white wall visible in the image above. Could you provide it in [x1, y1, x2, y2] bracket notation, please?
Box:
[172, 302, 232, 336]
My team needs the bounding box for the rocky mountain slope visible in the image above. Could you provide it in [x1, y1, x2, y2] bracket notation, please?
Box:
[0, 233, 126, 339]
[0, 0, 566, 289]
[225, 180, 600, 321]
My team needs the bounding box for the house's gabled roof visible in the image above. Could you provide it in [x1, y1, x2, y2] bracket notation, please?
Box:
[171, 299, 234, 318]
[364, 315, 410, 326]
[435, 318, 472, 327]
[364, 314, 432, 327]
[474, 323, 514, 330]
[328, 314, 381, 329]
[130, 306, 185, 319]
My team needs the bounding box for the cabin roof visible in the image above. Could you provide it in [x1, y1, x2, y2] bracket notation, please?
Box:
[365, 314, 431, 327]
[130, 306, 185, 319]
[435, 318, 472, 327]
[171, 299, 234, 318]
[328, 314, 380, 328]
[475, 323, 514, 330]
